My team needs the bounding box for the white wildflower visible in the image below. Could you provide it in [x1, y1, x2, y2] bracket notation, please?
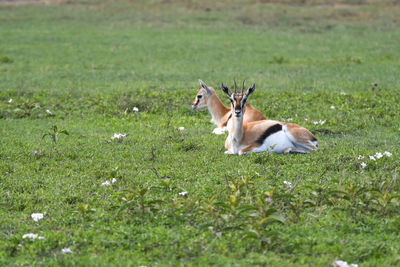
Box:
[31, 213, 44, 222]
[101, 181, 111, 186]
[23, 233, 38, 239]
[330, 106, 336, 110]
[369, 156, 376, 161]
[178, 127, 185, 131]
[375, 152, 383, 159]
[360, 162, 367, 169]
[384, 151, 392, 157]
[334, 260, 358, 267]
[313, 121, 318, 125]
[295, 114, 298, 117]
[340, 92, 347, 95]
[8, 98, 13, 103]
[22, 233, 44, 240]
[61, 248, 73, 254]
[357, 155, 365, 160]
[283, 181, 293, 188]
[111, 133, 127, 140]
[111, 178, 117, 184]
[319, 120, 326, 125]
[132, 107, 139, 112]
[287, 118, 293, 122]
[304, 118, 308, 121]
[46, 109, 53, 115]
[178, 191, 188, 196]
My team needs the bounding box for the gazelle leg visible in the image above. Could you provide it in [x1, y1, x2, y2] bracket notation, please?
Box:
[283, 147, 309, 154]
[240, 144, 259, 155]
[213, 127, 226, 135]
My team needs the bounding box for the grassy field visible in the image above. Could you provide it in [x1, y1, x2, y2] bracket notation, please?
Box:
[1, 0, 400, 266]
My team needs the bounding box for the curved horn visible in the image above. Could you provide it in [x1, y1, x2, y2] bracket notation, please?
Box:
[242, 80, 245, 94]
[234, 79, 237, 94]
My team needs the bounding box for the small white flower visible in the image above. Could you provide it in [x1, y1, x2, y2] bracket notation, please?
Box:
[334, 260, 358, 267]
[111, 133, 127, 140]
[361, 162, 367, 169]
[101, 181, 111, 186]
[330, 106, 336, 110]
[283, 181, 293, 188]
[111, 178, 117, 184]
[313, 121, 318, 125]
[23, 233, 38, 240]
[61, 248, 73, 254]
[31, 213, 44, 222]
[319, 120, 326, 125]
[178, 191, 188, 196]
[375, 152, 383, 159]
[46, 109, 53, 115]
[295, 114, 298, 117]
[369, 156, 376, 161]
[340, 92, 347, 95]
[287, 118, 293, 122]
[304, 118, 308, 121]
[8, 98, 13, 103]
[22, 233, 45, 240]
[357, 155, 365, 160]
[384, 151, 392, 157]
[178, 127, 185, 131]
[132, 107, 139, 112]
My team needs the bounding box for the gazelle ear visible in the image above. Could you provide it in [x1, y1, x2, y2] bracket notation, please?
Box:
[221, 83, 232, 97]
[247, 84, 256, 95]
[198, 79, 211, 95]
[242, 84, 255, 103]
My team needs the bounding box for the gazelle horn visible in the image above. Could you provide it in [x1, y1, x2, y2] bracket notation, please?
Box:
[242, 80, 245, 94]
[234, 79, 237, 94]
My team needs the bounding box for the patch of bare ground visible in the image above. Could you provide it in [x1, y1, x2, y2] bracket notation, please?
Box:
[0, 0, 68, 5]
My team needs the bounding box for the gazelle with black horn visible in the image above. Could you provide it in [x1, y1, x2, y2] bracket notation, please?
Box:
[192, 79, 265, 134]
[222, 81, 318, 155]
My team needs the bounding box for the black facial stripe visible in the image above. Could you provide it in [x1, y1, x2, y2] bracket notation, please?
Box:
[255, 124, 283, 145]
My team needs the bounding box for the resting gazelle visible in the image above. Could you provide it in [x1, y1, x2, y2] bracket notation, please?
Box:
[192, 79, 265, 134]
[221, 81, 318, 155]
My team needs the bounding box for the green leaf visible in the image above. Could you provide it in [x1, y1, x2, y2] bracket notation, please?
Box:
[258, 213, 285, 225]
[237, 205, 258, 214]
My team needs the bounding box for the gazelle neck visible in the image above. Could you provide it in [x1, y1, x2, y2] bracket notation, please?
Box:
[207, 93, 230, 126]
[230, 114, 244, 142]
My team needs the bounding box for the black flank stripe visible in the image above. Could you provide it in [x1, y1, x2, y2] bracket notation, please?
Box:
[222, 113, 232, 127]
[255, 124, 283, 145]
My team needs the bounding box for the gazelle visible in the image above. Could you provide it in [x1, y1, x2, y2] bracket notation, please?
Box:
[222, 81, 318, 155]
[192, 79, 265, 134]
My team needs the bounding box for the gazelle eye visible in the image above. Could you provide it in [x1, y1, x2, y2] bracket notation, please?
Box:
[197, 95, 202, 99]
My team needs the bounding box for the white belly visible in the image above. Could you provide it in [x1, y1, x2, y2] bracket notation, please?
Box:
[251, 130, 294, 154]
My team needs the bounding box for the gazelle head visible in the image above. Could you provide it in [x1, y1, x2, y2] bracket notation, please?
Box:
[192, 79, 213, 110]
[222, 80, 255, 118]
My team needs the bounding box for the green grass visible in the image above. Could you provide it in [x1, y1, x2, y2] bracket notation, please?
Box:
[1, 0, 400, 266]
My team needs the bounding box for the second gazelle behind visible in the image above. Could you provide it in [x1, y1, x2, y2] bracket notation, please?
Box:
[222, 81, 318, 155]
